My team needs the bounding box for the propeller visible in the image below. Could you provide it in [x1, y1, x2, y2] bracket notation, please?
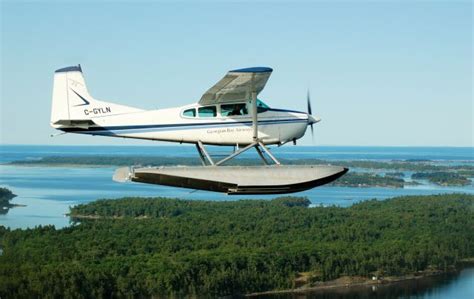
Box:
[306, 89, 321, 143]
[307, 90, 314, 139]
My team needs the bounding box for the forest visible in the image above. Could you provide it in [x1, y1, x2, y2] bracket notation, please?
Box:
[1, 193, 473, 298]
[329, 172, 404, 188]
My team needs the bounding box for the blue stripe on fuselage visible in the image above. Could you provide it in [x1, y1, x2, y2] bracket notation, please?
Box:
[62, 118, 307, 135]
[268, 108, 306, 114]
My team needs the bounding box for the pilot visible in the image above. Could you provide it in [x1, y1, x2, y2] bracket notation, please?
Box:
[229, 105, 242, 116]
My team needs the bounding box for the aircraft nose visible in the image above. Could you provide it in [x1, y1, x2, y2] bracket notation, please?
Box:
[308, 114, 321, 125]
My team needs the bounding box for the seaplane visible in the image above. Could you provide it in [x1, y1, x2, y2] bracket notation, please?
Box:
[50, 65, 347, 194]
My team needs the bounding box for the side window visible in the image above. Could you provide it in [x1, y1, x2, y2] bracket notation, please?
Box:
[257, 99, 270, 113]
[198, 106, 216, 117]
[182, 108, 196, 117]
[221, 103, 248, 117]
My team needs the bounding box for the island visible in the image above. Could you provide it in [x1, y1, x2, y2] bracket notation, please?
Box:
[1, 193, 473, 297]
[412, 172, 471, 186]
[329, 172, 404, 188]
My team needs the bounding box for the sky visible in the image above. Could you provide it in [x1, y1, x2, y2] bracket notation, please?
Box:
[1, 1, 472, 147]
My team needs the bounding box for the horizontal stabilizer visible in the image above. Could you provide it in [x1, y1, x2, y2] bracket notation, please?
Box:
[53, 119, 97, 129]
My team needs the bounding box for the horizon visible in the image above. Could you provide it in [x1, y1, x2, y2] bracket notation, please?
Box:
[1, 143, 473, 149]
[1, 1, 472, 147]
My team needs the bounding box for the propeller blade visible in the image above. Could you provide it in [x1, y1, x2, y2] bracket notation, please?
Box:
[307, 89, 314, 141]
[307, 90, 312, 116]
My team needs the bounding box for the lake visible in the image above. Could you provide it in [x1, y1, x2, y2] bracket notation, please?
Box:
[0, 145, 473, 299]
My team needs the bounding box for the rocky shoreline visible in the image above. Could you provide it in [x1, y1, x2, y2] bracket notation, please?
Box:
[246, 268, 461, 297]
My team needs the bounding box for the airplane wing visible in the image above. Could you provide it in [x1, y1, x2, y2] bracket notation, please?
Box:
[199, 67, 273, 105]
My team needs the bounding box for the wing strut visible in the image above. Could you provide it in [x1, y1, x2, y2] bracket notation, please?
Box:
[251, 73, 258, 141]
[249, 74, 280, 165]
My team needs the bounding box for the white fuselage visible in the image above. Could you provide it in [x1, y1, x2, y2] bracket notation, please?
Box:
[61, 101, 310, 146]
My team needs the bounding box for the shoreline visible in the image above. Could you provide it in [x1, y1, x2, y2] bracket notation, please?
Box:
[246, 268, 463, 297]
[69, 214, 150, 220]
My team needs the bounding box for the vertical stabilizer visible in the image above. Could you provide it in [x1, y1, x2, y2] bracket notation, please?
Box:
[50, 65, 142, 128]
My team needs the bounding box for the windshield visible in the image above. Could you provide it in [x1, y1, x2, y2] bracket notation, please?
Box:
[256, 99, 270, 113]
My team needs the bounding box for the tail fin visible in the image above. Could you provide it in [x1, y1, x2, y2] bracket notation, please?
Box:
[51, 65, 142, 128]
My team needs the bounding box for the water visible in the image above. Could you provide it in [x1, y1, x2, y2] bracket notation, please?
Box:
[0, 145, 473, 229]
[0, 145, 472, 164]
[0, 145, 473, 298]
[256, 268, 474, 298]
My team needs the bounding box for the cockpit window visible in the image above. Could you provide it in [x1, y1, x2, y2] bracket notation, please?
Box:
[257, 99, 270, 113]
[198, 106, 217, 117]
[182, 108, 196, 117]
[221, 103, 248, 117]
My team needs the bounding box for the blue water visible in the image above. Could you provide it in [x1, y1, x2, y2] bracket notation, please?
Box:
[0, 145, 473, 299]
[0, 145, 472, 163]
[0, 145, 473, 229]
